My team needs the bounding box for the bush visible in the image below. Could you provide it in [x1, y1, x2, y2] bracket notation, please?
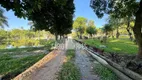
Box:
[40, 39, 55, 49]
[11, 39, 40, 47]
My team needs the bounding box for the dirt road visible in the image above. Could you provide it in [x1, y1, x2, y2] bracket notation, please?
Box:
[30, 50, 65, 80]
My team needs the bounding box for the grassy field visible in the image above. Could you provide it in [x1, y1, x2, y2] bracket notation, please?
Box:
[83, 37, 138, 54]
[0, 40, 55, 80]
[58, 50, 80, 80]
[0, 54, 45, 79]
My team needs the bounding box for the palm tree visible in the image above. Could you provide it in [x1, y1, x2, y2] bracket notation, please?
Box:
[0, 8, 8, 28]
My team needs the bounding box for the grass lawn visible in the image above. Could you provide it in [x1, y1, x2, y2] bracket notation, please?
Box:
[58, 50, 80, 80]
[83, 37, 138, 54]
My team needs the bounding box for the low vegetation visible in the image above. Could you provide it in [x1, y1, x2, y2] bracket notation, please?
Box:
[0, 40, 55, 80]
[58, 50, 80, 80]
[94, 64, 118, 80]
[0, 54, 45, 80]
[83, 37, 137, 54]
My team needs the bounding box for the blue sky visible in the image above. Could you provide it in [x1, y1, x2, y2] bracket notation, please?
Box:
[3, 0, 108, 30]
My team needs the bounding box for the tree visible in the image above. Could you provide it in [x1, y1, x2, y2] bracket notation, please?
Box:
[133, 1, 142, 59]
[86, 20, 96, 38]
[86, 26, 96, 38]
[0, 0, 75, 40]
[73, 17, 87, 39]
[90, 0, 142, 59]
[107, 16, 124, 38]
[0, 7, 8, 28]
[115, 17, 135, 40]
[101, 24, 113, 43]
[102, 24, 113, 37]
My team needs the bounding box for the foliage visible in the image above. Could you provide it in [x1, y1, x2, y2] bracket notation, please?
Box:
[102, 24, 113, 35]
[83, 37, 138, 54]
[94, 64, 118, 80]
[73, 17, 87, 38]
[0, 29, 7, 44]
[0, 0, 75, 37]
[0, 29, 54, 49]
[11, 39, 39, 47]
[0, 7, 8, 28]
[58, 50, 80, 80]
[86, 26, 96, 36]
[90, 0, 139, 18]
[39, 39, 55, 49]
[86, 20, 97, 37]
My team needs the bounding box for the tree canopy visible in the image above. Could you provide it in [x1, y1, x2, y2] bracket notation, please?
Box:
[73, 17, 87, 38]
[90, 0, 139, 18]
[0, 0, 75, 38]
[86, 20, 96, 37]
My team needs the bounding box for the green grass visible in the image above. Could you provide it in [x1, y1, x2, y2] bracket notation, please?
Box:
[0, 54, 45, 79]
[0, 40, 55, 79]
[58, 50, 80, 80]
[94, 64, 118, 80]
[66, 50, 75, 61]
[83, 38, 138, 54]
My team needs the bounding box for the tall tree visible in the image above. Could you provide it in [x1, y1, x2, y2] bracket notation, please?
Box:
[90, 0, 142, 59]
[0, 0, 75, 40]
[73, 17, 87, 39]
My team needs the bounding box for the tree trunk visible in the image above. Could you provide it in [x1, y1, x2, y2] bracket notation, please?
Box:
[59, 35, 62, 40]
[90, 34, 93, 38]
[55, 33, 58, 41]
[112, 31, 114, 39]
[126, 18, 133, 41]
[133, 0, 142, 59]
[116, 27, 120, 39]
[80, 33, 82, 39]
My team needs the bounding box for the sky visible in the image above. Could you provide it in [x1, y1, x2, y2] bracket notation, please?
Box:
[3, 0, 108, 30]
